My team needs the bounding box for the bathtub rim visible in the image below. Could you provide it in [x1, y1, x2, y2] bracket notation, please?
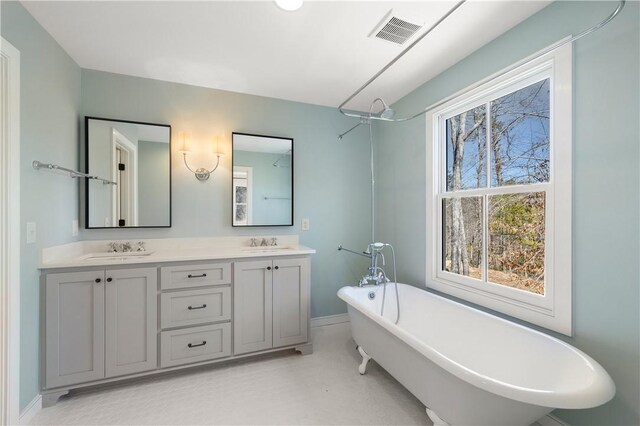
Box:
[338, 283, 615, 409]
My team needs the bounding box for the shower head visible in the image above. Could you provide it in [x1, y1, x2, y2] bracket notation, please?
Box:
[379, 105, 396, 119]
[370, 98, 395, 120]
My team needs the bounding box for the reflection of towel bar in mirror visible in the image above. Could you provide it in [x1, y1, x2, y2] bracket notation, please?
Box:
[32, 160, 117, 185]
[263, 196, 291, 200]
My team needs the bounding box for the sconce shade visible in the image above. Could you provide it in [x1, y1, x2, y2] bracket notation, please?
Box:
[180, 131, 223, 181]
[178, 131, 191, 153]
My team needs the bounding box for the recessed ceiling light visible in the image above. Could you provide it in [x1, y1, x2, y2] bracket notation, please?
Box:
[274, 0, 303, 12]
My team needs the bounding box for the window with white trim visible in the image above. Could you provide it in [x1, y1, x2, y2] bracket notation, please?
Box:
[426, 43, 572, 335]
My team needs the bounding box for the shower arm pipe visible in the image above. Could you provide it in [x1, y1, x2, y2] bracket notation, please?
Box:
[338, 118, 369, 141]
[337, 245, 372, 259]
[338, 0, 625, 124]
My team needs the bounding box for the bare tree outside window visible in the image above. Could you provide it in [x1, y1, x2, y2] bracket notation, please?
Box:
[442, 79, 549, 295]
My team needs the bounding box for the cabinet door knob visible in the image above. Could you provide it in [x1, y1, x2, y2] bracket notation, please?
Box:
[274, 266, 279, 270]
[266, 266, 272, 271]
[95, 278, 101, 283]
[106, 277, 113, 282]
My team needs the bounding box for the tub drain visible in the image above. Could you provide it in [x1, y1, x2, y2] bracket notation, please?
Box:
[368, 291, 376, 300]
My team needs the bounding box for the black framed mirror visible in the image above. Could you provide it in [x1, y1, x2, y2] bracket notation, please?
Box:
[85, 116, 171, 229]
[232, 132, 293, 227]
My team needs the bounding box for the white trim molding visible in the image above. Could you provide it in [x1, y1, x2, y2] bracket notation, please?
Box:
[310, 313, 350, 328]
[425, 41, 573, 335]
[17, 395, 41, 426]
[0, 36, 21, 426]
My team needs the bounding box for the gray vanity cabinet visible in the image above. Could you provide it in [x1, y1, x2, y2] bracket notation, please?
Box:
[233, 259, 273, 355]
[45, 271, 106, 388]
[272, 257, 309, 347]
[105, 268, 157, 377]
[41, 249, 313, 406]
[233, 257, 309, 355]
[44, 267, 157, 388]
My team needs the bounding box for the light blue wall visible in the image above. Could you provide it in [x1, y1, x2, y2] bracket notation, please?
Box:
[1, 1, 82, 410]
[233, 150, 292, 225]
[80, 69, 371, 316]
[375, 2, 639, 425]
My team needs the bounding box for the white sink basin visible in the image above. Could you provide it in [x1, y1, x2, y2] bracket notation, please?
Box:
[81, 251, 154, 261]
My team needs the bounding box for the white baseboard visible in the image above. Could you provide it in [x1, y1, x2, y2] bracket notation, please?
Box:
[537, 414, 570, 426]
[18, 394, 41, 425]
[310, 313, 350, 328]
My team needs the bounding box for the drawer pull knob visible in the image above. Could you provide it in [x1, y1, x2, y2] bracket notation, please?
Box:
[266, 266, 272, 271]
[187, 273, 207, 278]
[188, 341, 207, 348]
[187, 304, 207, 310]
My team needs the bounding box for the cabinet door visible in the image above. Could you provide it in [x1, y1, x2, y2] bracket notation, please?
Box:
[45, 271, 105, 388]
[233, 260, 273, 355]
[273, 257, 309, 347]
[105, 267, 158, 377]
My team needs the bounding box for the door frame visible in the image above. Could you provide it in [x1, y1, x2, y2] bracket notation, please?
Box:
[111, 129, 138, 227]
[232, 166, 252, 226]
[0, 36, 21, 425]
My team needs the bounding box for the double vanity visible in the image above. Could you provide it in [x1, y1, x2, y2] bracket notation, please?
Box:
[39, 236, 314, 407]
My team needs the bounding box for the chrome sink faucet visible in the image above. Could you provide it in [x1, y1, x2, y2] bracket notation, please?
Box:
[260, 238, 268, 247]
[249, 238, 258, 247]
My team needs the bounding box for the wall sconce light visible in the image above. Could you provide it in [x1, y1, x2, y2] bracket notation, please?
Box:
[179, 132, 223, 181]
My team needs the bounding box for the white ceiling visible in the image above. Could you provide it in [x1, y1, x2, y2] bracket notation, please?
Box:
[22, 1, 549, 111]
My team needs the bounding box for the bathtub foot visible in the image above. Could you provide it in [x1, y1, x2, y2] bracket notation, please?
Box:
[426, 408, 450, 426]
[357, 345, 371, 375]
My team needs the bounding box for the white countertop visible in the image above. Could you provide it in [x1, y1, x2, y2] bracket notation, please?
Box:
[40, 236, 315, 270]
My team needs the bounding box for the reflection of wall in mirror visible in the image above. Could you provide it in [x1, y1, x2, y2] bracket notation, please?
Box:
[88, 120, 139, 227]
[233, 150, 291, 225]
[138, 140, 170, 225]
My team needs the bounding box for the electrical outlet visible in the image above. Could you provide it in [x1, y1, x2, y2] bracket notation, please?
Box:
[301, 218, 310, 231]
[72, 219, 79, 237]
[26, 222, 37, 244]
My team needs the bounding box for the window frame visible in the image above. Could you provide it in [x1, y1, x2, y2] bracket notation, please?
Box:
[425, 42, 572, 335]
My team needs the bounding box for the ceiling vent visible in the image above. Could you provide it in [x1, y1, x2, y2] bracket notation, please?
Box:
[370, 10, 423, 45]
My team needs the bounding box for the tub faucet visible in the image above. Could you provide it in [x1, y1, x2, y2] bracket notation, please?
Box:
[358, 268, 387, 287]
[358, 242, 390, 287]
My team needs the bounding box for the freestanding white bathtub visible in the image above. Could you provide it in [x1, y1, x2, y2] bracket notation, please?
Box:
[338, 284, 615, 426]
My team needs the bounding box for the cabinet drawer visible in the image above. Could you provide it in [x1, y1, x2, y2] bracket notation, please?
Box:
[160, 323, 231, 368]
[161, 287, 231, 329]
[160, 263, 231, 290]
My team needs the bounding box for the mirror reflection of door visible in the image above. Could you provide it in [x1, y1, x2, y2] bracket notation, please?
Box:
[233, 167, 252, 226]
[111, 129, 138, 227]
[86, 117, 171, 228]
